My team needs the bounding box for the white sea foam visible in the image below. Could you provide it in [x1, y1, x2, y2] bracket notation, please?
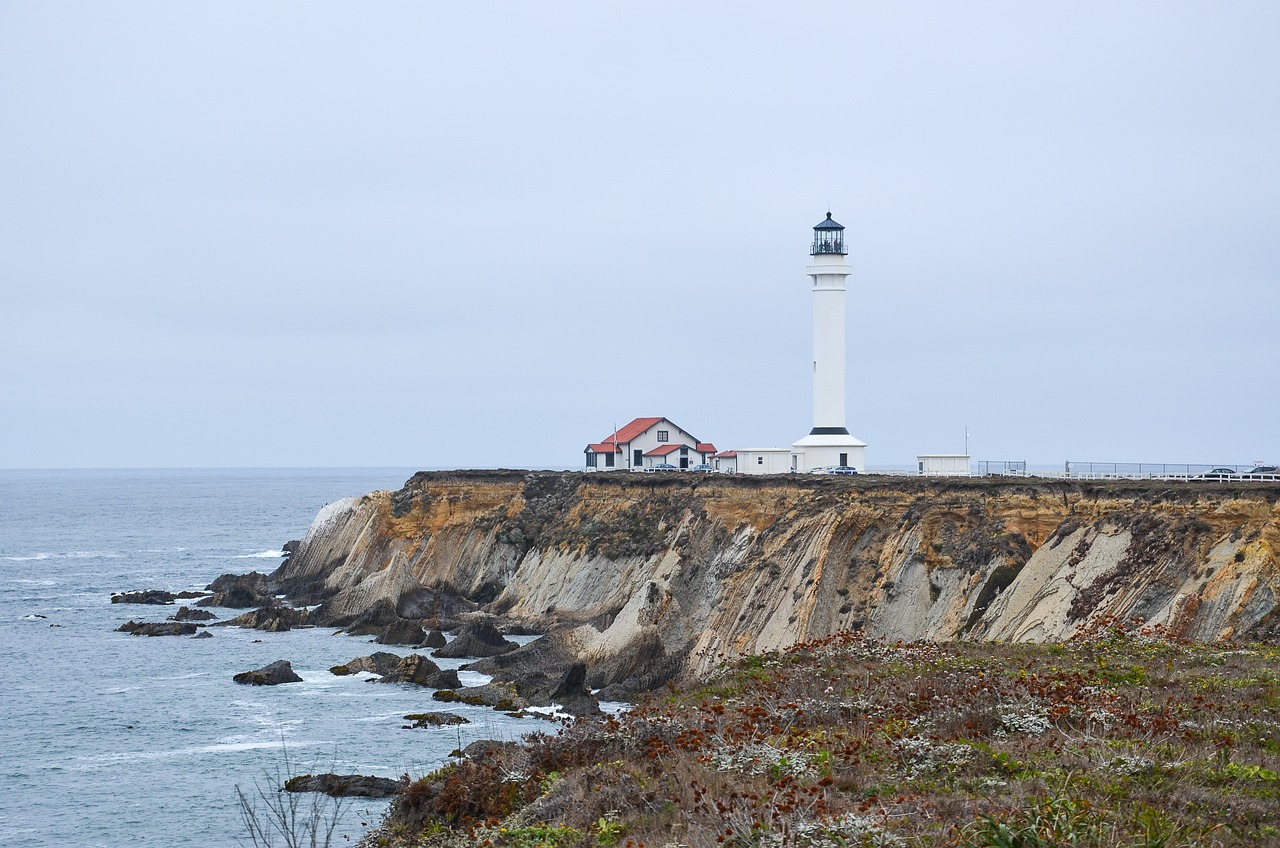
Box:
[2, 553, 51, 561]
[457, 670, 493, 687]
[230, 550, 285, 559]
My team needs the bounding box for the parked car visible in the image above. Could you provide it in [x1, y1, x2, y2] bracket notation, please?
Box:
[826, 466, 859, 475]
[807, 466, 832, 474]
[645, 463, 679, 472]
[688, 464, 714, 473]
[1198, 467, 1238, 479]
[1245, 466, 1279, 477]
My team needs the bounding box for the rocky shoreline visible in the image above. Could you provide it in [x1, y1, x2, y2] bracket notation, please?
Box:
[110, 555, 606, 717]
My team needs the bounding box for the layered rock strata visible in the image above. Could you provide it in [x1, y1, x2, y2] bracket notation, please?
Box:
[273, 471, 1280, 692]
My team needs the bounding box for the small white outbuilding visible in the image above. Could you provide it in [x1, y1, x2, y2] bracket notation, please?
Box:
[917, 454, 971, 477]
[736, 448, 794, 475]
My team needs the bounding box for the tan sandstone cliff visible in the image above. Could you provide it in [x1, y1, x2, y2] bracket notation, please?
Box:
[273, 471, 1280, 689]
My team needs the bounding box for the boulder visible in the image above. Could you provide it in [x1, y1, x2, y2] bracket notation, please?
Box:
[281, 540, 301, 559]
[193, 630, 214, 639]
[375, 618, 425, 646]
[116, 620, 198, 637]
[233, 660, 302, 686]
[418, 629, 448, 649]
[198, 571, 271, 608]
[283, 773, 404, 798]
[432, 620, 517, 659]
[171, 606, 217, 622]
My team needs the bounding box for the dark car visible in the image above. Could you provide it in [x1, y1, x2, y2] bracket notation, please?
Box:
[645, 463, 679, 472]
[826, 466, 859, 475]
[1198, 467, 1238, 480]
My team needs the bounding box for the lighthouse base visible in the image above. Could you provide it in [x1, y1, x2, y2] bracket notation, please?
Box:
[791, 432, 867, 473]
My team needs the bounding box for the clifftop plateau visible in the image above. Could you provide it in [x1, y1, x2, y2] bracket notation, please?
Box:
[273, 470, 1280, 694]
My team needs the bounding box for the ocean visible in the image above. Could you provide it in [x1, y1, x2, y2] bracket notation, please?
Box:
[0, 468, 546, 847]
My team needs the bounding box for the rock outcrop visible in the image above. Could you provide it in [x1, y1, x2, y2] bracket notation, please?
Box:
[220, 605, 309, 632]
[272, 470, 1280, 692]
[233, 660, 302, 686]
[112, 589, 202, 605]
[199, 571, 272, 608]
[171, 606, 217, 622]
[284, 773, 404, 798]
[432, 619, 516, 659]
[116, 620, 199, 636]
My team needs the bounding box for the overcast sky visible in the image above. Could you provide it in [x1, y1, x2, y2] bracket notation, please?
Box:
[2, 2, 1277, 470]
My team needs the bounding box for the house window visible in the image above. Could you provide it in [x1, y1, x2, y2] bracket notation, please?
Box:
[657, 430, 669, 442]
[633, 449, 642, 467]
[679, 446, 688, 456]
[605, 452, 615, 468]
[758, 457, 764, 465]
[586, 453, 598, 468]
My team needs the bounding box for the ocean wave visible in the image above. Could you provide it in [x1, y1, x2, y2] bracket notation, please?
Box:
[229, 550, 285, 559]
[1, 551, 122, 561]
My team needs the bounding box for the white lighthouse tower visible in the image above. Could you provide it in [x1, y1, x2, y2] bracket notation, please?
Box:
[792, 212, 868, 471]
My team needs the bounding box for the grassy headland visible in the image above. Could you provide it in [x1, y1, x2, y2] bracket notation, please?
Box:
[371, 621, 1280, 847]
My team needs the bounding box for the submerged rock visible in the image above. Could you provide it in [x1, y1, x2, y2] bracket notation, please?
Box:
[192, 630, 214, 639]
[116, 620, 199, 637]
[432, 620, 517, 659]
[233, 660, 302, 686]
[283, 773, 404, 798]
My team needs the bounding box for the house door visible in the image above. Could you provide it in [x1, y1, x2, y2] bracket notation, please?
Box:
[633, 449, 642, 468]
[680, 457, 689, 469]
[839, 453, 848, 467]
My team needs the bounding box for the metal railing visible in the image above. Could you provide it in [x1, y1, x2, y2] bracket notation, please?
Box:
[1060, 462, 1277, 481]
[978, 460, 1027, 477]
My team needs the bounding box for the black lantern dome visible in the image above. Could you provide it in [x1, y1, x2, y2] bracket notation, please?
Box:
[811, 212, 846, 255]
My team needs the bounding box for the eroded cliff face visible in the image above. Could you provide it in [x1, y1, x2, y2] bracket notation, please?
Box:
[275, 471, 1280, 689]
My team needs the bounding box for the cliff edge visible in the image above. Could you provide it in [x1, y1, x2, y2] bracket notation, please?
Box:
[273, 470, 1280, 693]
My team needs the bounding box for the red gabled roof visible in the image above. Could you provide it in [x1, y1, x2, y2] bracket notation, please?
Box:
[696, 442, 716, 454]
[586, 443, 623, 454]
[599, 416, 665, 445]
[714, 450, 737, 458]
[644, 444, 683, 457]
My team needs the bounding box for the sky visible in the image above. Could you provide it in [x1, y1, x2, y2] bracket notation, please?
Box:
[1, 2, 1277, 470]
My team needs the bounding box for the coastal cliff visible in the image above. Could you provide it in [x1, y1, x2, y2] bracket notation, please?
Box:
[274, 471, 1280, 691]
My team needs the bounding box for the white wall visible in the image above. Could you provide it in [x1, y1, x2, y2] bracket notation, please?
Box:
[796, 444, 866, 472]
[618, 419, 702, 469]
[736, 449, 793, 475]
[917, 454, 971, 476]
[714, 455, 738, 473]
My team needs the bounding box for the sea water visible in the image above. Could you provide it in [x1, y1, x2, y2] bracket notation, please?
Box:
[0, 468, 545, 847]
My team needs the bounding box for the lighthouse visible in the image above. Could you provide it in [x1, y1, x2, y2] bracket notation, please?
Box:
[792, 212, 868, 471]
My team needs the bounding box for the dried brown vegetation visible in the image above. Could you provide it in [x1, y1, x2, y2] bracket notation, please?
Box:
[373, 621, 1280, 847]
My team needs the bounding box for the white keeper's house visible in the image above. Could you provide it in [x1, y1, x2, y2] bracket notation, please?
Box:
[584, 417, 717, 470]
